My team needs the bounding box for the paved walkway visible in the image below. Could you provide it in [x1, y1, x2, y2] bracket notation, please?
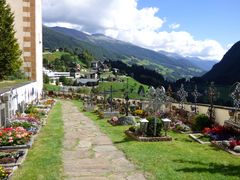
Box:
[61, 101, 146, 180]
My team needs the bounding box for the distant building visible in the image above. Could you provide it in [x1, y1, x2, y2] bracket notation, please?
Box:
[7, 0, 43, 91]
[82, 70, 99, 79]
[43, 68, 73, 85]
[75, 79, 99, 87]
[91, 61, 109, 72]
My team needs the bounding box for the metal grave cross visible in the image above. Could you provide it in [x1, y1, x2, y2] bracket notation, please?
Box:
[177, 84, 188, 109]
[231, 82, 240, 111]
[191, 85, 201, 113]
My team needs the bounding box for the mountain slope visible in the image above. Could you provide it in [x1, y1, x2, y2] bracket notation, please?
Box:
[43, 26, 119, 59]
[159, 50, 217, 71]
[43, 26, 205, 80]
[202, 41, 240, 84]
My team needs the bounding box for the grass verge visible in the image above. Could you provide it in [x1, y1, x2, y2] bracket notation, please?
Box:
[12, 102, 64, 180]
[73, 100, 240, 180]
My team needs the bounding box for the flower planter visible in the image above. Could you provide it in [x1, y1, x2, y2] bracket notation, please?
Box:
[0, 137, 34, 150]
[211, 141, 240, 156]
[0, 149, 28, 167]
[125, 130, 172, 142]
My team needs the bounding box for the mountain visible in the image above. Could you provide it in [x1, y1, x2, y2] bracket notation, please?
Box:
[43, 26, 206, 81]
[159, 50, 217, 71]
[202, 41, 240, 84]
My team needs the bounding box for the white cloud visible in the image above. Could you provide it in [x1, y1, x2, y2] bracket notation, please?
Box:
[43, 0, 226, 60]
[169, 23, 180, 29]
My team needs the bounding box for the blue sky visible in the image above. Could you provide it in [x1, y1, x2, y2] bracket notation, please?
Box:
[138, 0, 239, 47]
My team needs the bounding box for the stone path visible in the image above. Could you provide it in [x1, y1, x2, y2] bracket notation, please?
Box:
[61, 100, 146, 180]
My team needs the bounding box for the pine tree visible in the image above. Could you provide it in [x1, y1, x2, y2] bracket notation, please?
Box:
[0, 0, 22, 80]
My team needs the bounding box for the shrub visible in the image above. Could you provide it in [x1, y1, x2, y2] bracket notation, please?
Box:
[192, 114, 212, 131]
[146, 116, 163, 137]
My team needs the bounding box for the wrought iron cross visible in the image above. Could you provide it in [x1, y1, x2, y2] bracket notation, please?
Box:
[206, 82, 218, 123]
[231, 82, 240, 111]
[177, 84, 188, 109]
[191, 85, 201, 113]
[98, 88, 108, 110]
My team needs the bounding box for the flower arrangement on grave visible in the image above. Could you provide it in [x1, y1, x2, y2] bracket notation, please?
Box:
[108, 116, 119, 125]
[203, 125, 238, 141]
[0, 150, 25, 164]
[98, 111, 104, 119]
[9, 120, 38, 134]
[0, 166, 9, 179]
[13, 115, 41, 125]
[0, 127, 32, 146]
[133, 109, 147, 118]
[171, 120, 191, 133]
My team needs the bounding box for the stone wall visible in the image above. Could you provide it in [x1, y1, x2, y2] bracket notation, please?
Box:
[172, 103, 231, 125]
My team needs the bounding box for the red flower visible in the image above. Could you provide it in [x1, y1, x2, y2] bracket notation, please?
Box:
[203, 127, 211, 134]
[229, 140, 237, 149]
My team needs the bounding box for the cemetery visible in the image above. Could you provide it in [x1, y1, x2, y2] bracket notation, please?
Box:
[0, 79, 240, 179]
[74, 80, 240, 154]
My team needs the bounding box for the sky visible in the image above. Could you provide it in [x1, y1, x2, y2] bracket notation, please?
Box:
[42, 0, 240, 61]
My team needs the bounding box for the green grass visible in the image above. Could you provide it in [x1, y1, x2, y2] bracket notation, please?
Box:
[98, 75, 148, 99]
[12, 102, 64, 180]
[0, 79, 29, 90]
[43, 51, 87, 67]
[43, 84, 61, 91]
[43, 51, 69, 62]
[73, 100, 240, 180]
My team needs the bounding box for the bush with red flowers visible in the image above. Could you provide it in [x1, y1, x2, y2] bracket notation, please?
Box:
[203, 125, 239, 141]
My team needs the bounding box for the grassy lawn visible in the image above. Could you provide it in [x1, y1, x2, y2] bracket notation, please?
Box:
[43, 84, 61, 91]
[73, 100, 240, 180]
[98, 75, 148, 99]
[0, 79, 29, 91]
[12, 102, 64, 180]
[43, 51, 69, 62]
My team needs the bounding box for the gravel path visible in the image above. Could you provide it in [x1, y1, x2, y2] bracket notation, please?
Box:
[61, 100, 146, 180]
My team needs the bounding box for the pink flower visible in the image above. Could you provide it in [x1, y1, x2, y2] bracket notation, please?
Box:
[8, 137, 13, 143]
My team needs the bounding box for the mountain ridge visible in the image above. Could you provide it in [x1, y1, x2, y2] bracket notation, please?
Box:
[43, 26, 211, 80]
[202, 41, 240, 84]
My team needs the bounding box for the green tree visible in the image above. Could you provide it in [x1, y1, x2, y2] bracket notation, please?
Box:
[80, 50, 94, 68]
[0, 0, 22, 80]
[43, 74, 50, 84]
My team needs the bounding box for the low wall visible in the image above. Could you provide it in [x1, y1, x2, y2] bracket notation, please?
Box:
[0, 81, 42, 127]
[172, 103, 232, 125]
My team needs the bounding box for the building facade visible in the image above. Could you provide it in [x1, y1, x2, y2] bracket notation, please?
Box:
[0, 1, 43, 127]
[6, 0, 43, 90]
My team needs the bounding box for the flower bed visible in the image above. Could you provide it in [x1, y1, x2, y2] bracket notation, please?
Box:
[171, 120, 191, 134]
[0, 127, 32, 149]
[0, 149, 27, 167]
[212, 141, 240, 156]
[108, 116, 136, 126]
[0, 165, 11, 179]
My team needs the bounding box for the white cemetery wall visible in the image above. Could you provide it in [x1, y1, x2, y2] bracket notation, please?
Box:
[0, 82, 41, 117]
[172, 103, 230, 125]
